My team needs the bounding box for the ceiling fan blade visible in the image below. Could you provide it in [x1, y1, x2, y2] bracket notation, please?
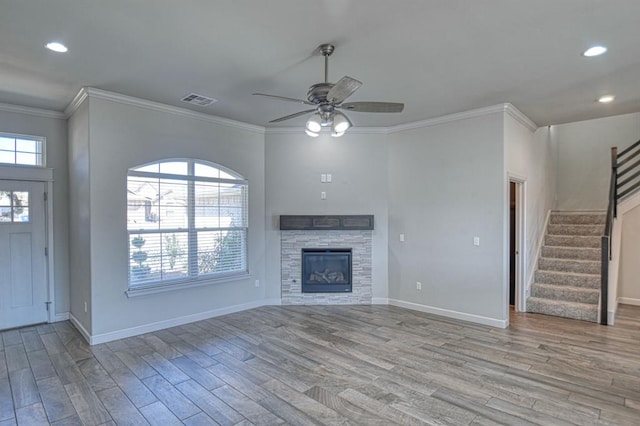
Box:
[327, 76, 362, 104]
[253, 93, 314, 105]
[269, 109, 316, 123]
[340, 101, 404, 113]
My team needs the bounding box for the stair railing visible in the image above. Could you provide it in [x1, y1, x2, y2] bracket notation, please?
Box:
[601, 139, 640, 324]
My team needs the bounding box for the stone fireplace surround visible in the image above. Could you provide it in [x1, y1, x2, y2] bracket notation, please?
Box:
[280, 215, 373, 305]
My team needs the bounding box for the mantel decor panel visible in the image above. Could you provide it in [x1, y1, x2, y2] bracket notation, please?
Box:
[279, 215, 374, 231]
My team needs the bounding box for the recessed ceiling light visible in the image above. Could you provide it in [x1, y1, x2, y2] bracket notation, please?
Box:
[45, 42, 68, 53]
[597, 95, 615, 103]
[583, 46, 607, 57]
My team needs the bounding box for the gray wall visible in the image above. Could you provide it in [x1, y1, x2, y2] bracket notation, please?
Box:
[620, 203, 640, 303]
[68, 94, 267, 337]
[68, 100, 92, 332]
[387, 113, 506, 322]
[504, 118, 556, 291]
[265, 131, 389, 301]
[554, 112, 640, 210]
[0, 108, 70, 318]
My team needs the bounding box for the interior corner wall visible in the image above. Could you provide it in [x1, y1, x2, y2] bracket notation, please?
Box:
[554, 112, 640, 210]
[0, 108, 70, 319]
[264, 131, 389, 301]
[387, 113, 506, 323]
[504, 118, 556, 292]
[79, 96, 266, 338]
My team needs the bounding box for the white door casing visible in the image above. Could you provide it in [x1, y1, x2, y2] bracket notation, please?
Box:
[0, 180, 48, 329]
[507, 175, 527, 314]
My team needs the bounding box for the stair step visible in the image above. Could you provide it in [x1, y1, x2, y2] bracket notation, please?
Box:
[530, 283, 599, 304]
[550, 212, 606, 225]
[545, 235, 601, 248]
[538, 257, 601, 274]
[541, 246, 600, 261]
[527, 297, 598, 322]
[547, 224, 604, 236]
[534, 270, 600, 288]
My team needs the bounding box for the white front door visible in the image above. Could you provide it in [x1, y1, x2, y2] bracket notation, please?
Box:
[0, 180, 48, 330]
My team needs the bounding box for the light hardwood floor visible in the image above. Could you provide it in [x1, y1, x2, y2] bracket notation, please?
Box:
[2, 304, 640, 425]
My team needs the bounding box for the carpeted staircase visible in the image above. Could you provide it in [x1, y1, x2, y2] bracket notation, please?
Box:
[527, 211, 605, 322]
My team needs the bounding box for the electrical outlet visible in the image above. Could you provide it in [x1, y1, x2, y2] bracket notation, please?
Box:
[254, 279, 260, 288]
[473, 236, 480, 246]
[399, 233, 405, 242]
[416, 281, 422, 290]
[321, 191, 327, 200]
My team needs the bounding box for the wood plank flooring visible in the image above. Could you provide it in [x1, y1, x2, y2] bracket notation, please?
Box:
[1, 304, 640, 425]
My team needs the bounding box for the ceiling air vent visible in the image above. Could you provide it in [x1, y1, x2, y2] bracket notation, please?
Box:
[181, 93, 218, 107]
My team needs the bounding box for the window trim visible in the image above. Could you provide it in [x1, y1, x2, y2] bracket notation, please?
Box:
[126, 158, 249, 296]
[0, 132, 46, 168]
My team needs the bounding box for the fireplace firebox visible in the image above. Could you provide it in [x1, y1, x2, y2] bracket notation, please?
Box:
[301, 248, 352, 293]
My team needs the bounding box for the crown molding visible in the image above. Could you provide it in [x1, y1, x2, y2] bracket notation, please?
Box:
[65, 87, 265, 134]
[0, 102, 65, 120]
[390, 104, 506, 133]
[504, 103, 538, 132]
[64, 88, 89, 117]
[63, 89, 539, 137]
[264, 104, 539, 135]
[383, 103, 537, 133]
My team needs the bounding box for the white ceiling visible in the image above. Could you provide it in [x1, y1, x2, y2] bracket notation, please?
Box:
[2, 0, 640, 128]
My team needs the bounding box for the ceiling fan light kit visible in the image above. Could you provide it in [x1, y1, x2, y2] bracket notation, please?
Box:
[332, 112, 351, 133]
[306, 113, 323, 133]
[253, 43, 404, 138]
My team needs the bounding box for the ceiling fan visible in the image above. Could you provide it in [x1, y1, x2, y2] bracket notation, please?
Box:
[253, 43, 404, 137]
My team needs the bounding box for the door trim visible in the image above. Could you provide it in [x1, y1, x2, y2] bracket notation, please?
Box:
[507, 174, 527, 316]
[0, 166, 56, 324]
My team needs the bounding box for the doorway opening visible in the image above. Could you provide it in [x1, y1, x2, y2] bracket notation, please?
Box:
[508, 177, 526, 314]
[510, 182, 517, 306]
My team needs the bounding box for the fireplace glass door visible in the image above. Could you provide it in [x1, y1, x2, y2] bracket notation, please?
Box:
[301, 248, 352, 293]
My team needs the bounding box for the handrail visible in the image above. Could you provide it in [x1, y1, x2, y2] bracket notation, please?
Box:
[600, 140, 640, 325]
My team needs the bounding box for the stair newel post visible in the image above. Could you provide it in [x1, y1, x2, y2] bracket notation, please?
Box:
[612, 147, 618, 218]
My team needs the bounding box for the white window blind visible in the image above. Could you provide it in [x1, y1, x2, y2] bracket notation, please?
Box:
[127, 159, 248, 291]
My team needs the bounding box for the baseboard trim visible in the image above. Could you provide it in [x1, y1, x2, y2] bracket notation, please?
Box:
[52, 312, 70, 322]
[70, 296, 509, 344]
[618, 297, 640, 307]
[69, 314, 92, 344]
[85, 299, 282, 345]
[387, 298, 507, 328]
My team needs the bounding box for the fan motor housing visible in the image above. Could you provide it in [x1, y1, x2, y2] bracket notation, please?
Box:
[307, 83, 333, 104]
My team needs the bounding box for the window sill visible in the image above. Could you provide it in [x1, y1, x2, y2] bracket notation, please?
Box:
[125, 272, 251, 298]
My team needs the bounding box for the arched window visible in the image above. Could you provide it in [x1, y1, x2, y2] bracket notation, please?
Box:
[127, 159, 248, 292]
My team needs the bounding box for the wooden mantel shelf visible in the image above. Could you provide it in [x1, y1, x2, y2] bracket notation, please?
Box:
[279, 215, 374, 231]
